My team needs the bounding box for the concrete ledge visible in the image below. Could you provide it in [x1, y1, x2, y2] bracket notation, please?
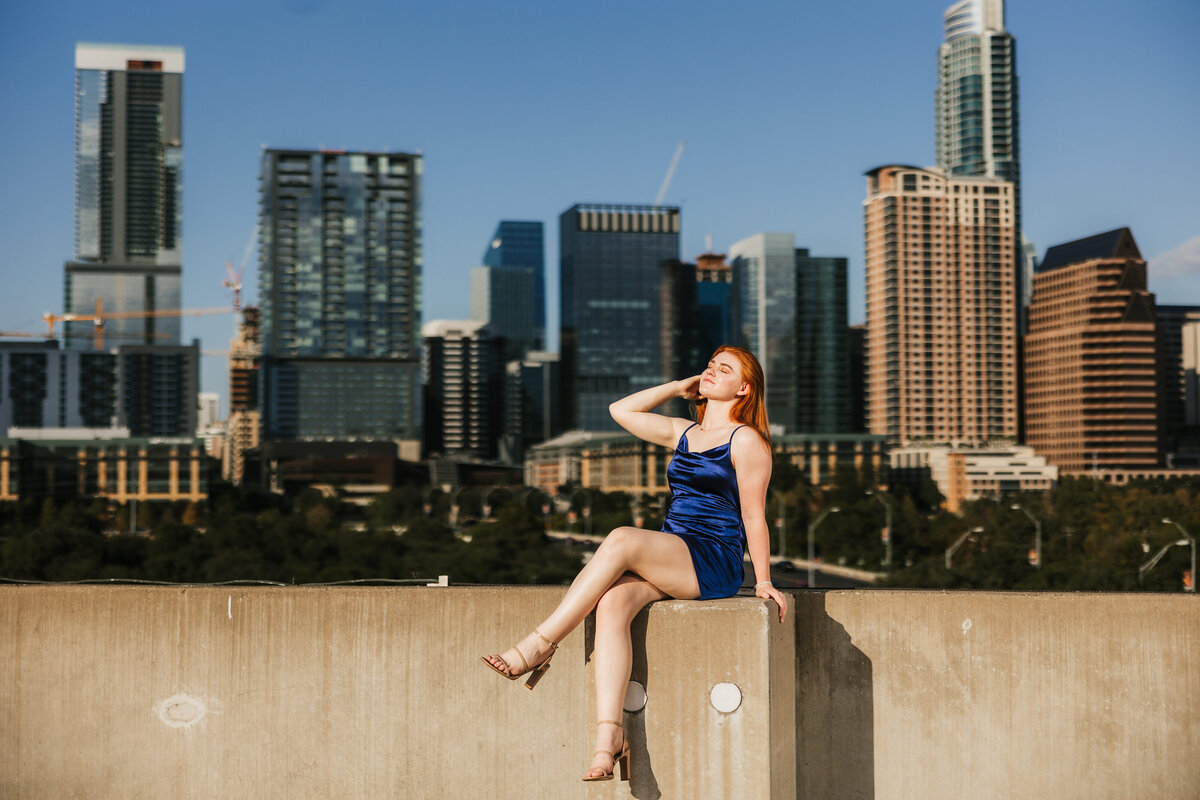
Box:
[1, 586, 1197, 799]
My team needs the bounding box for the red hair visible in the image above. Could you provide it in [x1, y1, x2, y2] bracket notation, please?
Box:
[695, 345, 772, 446]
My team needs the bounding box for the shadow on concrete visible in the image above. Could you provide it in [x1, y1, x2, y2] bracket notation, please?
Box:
[584, 606, 663, 800]
[795, 592, 875, 799]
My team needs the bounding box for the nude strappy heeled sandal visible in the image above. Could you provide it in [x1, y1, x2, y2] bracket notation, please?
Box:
[581, 719, 630, 782]
[480, 627, 559, 690]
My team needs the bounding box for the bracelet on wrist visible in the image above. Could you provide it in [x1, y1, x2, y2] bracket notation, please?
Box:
[755, 580, 773, 588]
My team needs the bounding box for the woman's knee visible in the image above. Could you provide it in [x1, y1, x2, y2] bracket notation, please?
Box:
[598, 526, 640, 559]
[595, 579, 648, 621]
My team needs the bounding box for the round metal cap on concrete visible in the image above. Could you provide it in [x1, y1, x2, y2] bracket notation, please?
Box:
[710, 682, 742, 713]
[623, 680, 647, 712]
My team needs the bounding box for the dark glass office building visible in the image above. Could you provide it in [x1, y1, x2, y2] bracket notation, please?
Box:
[483, 221, 545, 350]
[258, 149, 422, 443]
[795, 249, 851, 433]
[66, 43, 184, 349]
[730, 235, 850, 434]
[730, 233, 801, 433]
[471, 266, 536, 364]
[560, 204, 680, 431]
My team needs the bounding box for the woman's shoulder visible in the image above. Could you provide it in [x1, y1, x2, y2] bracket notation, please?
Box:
[730, 425, 772, 463]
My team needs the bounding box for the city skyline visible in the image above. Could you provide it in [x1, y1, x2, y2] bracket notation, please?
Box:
[0, 0, 1197, 413]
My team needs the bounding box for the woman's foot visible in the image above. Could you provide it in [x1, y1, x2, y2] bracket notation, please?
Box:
[582, 719, 629, 781]
[480, 628, 558, 688]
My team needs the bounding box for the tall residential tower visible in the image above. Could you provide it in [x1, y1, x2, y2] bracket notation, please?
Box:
[258, 149, 422, 448]
[66, 43, 185, 349]
[864, 165, 1018, 446]
[935, 0, 1027, 322]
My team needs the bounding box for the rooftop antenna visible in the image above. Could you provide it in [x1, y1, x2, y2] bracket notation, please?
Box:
[654, 140, 685, 207]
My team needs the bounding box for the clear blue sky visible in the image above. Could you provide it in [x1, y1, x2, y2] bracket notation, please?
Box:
[1, 0, 1197, 413]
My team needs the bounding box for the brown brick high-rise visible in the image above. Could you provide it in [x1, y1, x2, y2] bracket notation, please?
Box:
[1024, 228, 1159, 471]
[864, 165, 1018, 445]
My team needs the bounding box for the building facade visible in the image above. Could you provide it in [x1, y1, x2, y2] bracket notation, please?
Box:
[695, 252, 734, 359]
[482, 221, 545, 350]
[470, 266, 536, 363]
[1185, 322, 1200, 427]
[864, 165, 1018, 446]
[795, 249, 851, 433]
[258, 149, 422, 445]
[729, 233, 800, 432]
[501, 351, 561, 465]
[0, 340, 196, 437]
[422, 320, 503, 459]
[729, 235, 851, 435]
[1156, 305, 1200, 457]
[0, 429, 207, 503]
[889, 444, 1057, 513]
[116, 343, 200, 437]
[560, 204, 680, 431]
[935, 1, 1026, 320]
[775, 433, 889, 487]
[1024, 228, 1159, 472]
[524, 431, 887, 498]
[66, 43, 185, 349]
[224, 307, 262, 484]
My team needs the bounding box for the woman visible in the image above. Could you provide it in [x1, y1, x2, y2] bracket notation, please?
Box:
[481, 345, 786, 782]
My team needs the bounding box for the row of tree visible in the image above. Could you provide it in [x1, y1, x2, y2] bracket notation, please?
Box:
[2, 467, 1197, 592]
[0, 485, 581, 586]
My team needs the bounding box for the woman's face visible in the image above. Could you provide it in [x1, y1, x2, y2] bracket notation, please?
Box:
[699, 351, 749, 401]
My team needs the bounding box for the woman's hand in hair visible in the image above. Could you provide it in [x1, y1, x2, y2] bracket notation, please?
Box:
[678, 374, 702, 401]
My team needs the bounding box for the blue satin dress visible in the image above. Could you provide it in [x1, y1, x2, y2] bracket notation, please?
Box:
[661, 423, 747, 600]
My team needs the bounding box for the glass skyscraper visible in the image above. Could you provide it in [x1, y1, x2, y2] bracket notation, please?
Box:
[560, 204, 680, 431]
[730, 236, 850, 434]
[935, 0, 1018, 189]
[470, 266, 536, 363]
[258, 149, 422, 443]
[730, 233, 800, 433]
[65, 43, 184, 349]
[482, 221, 545, 350]
[935, 0, 1026, 319]
[795, 249, 851, 434]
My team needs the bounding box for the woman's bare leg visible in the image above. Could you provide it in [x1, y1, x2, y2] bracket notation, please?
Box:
[585, 574, 666, 778]
[484, 527, 699, 674]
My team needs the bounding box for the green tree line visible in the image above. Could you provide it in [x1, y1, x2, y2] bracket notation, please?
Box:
[2, 471, 1197, 592]
[0, 484, 581, 586]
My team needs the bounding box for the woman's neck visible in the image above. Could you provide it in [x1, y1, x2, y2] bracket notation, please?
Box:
[699, 399, 737, 430]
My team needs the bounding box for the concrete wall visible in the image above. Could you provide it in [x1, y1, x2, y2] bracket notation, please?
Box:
[2, 586, 1197, 799]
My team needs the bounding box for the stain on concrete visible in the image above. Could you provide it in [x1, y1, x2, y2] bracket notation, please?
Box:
[155, 693, 207, 728]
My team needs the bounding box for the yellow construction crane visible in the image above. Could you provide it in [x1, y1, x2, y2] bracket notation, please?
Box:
[41, 298, 232, 348]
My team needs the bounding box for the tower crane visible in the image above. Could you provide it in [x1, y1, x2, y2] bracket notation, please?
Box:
[223, 261, 245, 311]
[41, 298, 232, 349]
[654, 140, 686, 207]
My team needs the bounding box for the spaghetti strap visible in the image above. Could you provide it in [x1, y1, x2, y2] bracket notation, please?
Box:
[727, 424, 746, 444]
[679, 421, 700, 450]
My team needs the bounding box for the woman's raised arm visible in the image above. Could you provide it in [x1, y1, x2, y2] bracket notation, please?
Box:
[609, 377, 700, 449]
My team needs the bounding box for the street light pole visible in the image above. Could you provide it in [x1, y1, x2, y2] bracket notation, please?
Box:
[1161, 518, 1196, 593]
[1011, 504, 1042, 568]
[946, 527, 984, 570]
[867, 489, 894, 569]
[807, 507, 840, 589]
[768, 488, 787, 558]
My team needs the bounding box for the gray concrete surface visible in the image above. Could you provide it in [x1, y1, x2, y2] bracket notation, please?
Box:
[1, 586, 1197, 799]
